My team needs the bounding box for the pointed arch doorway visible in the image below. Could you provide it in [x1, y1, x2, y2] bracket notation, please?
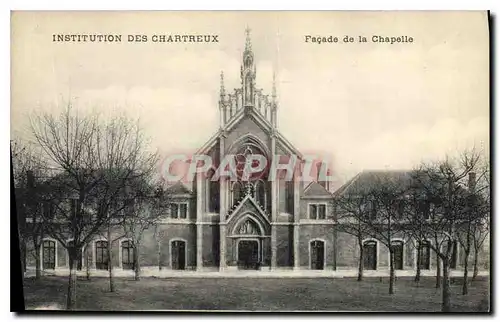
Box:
[237, 239, 260, 270]
[231, 213, 265, 270]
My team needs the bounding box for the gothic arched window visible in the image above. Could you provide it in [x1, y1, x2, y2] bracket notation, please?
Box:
[254, 179, 267, 211]
[231, 181, 243, 207]
[285, 178, 294, 214]
[206, 169, 220, 213]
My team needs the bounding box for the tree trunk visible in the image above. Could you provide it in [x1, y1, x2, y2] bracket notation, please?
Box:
[20, 241, 26, 274]
[134, 242, 141, 281]
[107, 229, 114, 292]
[357, 238, 364, 282]
[389, 250, 395, 295]
[435, 252, 441, 289]
[158, 241, 162, 271]
[415, 244, 421, 283]
[35, 243, 42, 279]
[462, 250, 470, 295]
[472, 250, 479, 281]
[66, 249, 77, 310]
[441, 260, 451, 312]
[85, 250, 91, 281]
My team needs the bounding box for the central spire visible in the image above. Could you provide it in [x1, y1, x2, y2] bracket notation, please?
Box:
[245, 26, 252, 52]
[219, 28, 278, 129]
[241, 27, 256, 107]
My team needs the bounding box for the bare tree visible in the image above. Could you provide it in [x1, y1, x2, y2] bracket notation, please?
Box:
[470, 157, 490, 281]
[153, 226, 165, 271]
[358, 172, 409, 295]
[91, 219, 127, 293]
[335, 171, 409, 294]
[333, 184, 373, 282]
[455, 157, 488, 295]
[412, 239, 422, 283]
[11, 139, 49, 279]
[472, 214, 489, 280]
[405, 150, 481, 312]
[30, 103, 158, 310]
[100, 221, 124, 293]
[121, 180, 170, 280]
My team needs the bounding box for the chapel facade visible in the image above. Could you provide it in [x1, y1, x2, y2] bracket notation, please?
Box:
[25, 30, 489, 274]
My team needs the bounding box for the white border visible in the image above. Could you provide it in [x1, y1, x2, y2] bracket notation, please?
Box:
[6, 7, 497, 320]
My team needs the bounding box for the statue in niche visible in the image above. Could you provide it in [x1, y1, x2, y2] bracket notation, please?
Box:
[237, 219, 259, 235]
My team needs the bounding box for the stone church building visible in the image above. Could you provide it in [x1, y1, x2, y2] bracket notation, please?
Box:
[26, 31, 489, 274]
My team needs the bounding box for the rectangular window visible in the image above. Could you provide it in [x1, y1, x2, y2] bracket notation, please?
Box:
[95, 241, 109, 270]
[318, 204, 326, 219]
[179, 203, 188, 219]
[170, 203, 179, 219]
[309, 204, 317, 220]
[42, 202, 54, 219]
[309, 203, 326, 220]
[121, 240, 135, 270]
[418, 240, 431, 270]
[170, 202, 188, 219]
[42, 240, 56, 270]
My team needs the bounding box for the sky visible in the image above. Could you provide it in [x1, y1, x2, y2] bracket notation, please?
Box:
[10, 11, 489, 187]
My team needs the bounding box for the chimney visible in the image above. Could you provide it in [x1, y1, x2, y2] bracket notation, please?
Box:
[468, 172, 476, 193]
[26, 170, 34, 189]
[316, 162, 328, 190]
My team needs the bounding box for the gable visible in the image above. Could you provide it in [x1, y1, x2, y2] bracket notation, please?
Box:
[228, 194, 269, 218]
[166, 181, 192, 195]
[224, 114, 271, 154]
[303, 181, 333, 198]
[195, 129, 221, 155]
[196, 107, 303, 165]
[203, 140, 220, 165]
[276, 132, 303, 159]
[334, 170, 411, 196]
[226, 195, 271, 236]
[275, 142, 288, 156]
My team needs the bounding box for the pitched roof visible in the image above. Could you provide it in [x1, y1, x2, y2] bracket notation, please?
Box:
[195, 107, 303, 159]
[303, 181, 333, 197]
[166, 181, 193, 195]
[333, 170, 412, 196]
[228, 193, 270, 224]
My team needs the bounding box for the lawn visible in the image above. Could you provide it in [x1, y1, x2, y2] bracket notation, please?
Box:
[22, 275, 490, 312]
